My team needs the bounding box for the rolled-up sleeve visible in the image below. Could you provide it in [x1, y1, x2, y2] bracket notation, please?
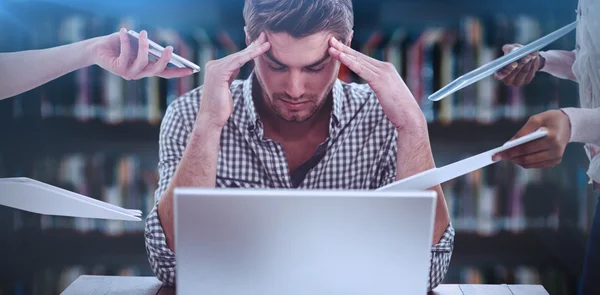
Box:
[145, 207, 176, 285]
[561, 107, 600, 146]
[428, 224, 455, 290]
[145, 100, 191, 286]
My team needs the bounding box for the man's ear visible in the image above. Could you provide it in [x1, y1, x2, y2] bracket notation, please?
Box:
[345, 30, 354, 46]
[244, 26, 250, 46]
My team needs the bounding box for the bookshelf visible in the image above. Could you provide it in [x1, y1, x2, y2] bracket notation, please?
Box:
[0, 0, 591, 294]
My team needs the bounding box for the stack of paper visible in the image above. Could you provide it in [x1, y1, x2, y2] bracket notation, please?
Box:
[0, 177, 141, 221]
[378, 129, 548, 191]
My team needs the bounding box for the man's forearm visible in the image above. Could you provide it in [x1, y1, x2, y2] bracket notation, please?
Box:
[0, 39, 95, 100]
[395, 116, 450, 245]
[539, 50, 577, 82]
[157, 117, 222, 251]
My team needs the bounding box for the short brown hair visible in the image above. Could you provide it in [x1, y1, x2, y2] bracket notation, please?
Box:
[243, 0, 354, 43]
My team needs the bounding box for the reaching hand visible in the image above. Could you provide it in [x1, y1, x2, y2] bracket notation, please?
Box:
[493, 110, 571, 169]
[90, 28, 195, 80]
[198, 32, 271, 128]
[493, 44, 545, 86]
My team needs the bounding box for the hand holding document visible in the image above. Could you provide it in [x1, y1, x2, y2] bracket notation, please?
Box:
[0, 177, 141, 221]
[377, 129, 548, 191]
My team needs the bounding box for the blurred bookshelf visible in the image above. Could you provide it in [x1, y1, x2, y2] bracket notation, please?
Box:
[0, 0, 592, 295]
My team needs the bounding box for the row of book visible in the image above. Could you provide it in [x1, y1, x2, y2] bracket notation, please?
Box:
[1, 14, 232, 125]
[1, 151, 593, 235]
[442, 156, 593, 234]
[1, 14, 578, 125]
[349, 15, 578, 125]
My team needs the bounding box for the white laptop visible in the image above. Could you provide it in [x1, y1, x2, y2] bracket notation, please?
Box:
[174, 188, 437, 295]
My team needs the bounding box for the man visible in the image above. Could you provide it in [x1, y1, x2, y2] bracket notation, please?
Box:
[0, 29, 193, 100]
[492, 1, 600, 293]
[145, 0, 454, 290]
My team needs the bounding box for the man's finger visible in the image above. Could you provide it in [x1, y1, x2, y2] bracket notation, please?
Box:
[223, 40, 270, 73]
[329, 37, 381, 69]
[329, 47, 378, 83]
[229, 31, 267, 59]
[118, 28, 132, 70]
[337, 50, 380, 73]
[221, 32, 267, 66]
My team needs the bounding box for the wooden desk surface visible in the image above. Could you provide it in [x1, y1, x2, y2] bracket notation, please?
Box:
[61, 275, 550, 295]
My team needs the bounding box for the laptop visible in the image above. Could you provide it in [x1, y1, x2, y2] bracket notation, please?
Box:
[174, 188, 437, 295]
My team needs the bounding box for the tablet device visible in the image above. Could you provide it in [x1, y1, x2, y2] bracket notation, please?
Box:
[0, 177, 142, 221]
[428, 21, 577, 102]
[127, 30, 201, 73]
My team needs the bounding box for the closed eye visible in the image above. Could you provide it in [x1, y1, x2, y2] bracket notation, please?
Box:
[305, 66, 325, 73]
[305, 58, 331, 73]
[268, 64, 287, 72]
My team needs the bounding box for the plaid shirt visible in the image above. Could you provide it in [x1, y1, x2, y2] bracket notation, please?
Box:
[144, 72, 455, 290]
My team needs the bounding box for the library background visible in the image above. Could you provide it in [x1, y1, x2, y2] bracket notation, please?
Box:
[0, 0, 591, 294]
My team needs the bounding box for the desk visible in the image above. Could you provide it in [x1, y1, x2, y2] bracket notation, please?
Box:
[62, 275, 550, 295]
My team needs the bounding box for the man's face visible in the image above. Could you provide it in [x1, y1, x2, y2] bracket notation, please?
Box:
[251, 30, 345, 122]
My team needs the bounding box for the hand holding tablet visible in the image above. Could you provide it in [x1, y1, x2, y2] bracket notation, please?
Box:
[127, 30, 201, 74]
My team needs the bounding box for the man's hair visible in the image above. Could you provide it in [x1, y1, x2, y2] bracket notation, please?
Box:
[243, 0, 354, 43]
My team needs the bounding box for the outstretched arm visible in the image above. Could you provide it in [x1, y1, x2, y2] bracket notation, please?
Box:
[0, 29, 193, 100]
[0, 39, 95, 99]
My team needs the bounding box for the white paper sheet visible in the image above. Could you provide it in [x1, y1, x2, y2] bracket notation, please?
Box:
[0, 177, 141, 221]
[378, 129, 548, 191]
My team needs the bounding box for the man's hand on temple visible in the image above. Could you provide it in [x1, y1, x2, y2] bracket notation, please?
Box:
[198, 32, 271, 129]
[328, 36, 424, 128]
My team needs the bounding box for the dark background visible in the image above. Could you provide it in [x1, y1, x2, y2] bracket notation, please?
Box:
[0, 0, 592, 294]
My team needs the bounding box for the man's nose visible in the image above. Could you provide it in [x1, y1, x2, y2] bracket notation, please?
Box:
[285, 70, 305, 99]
